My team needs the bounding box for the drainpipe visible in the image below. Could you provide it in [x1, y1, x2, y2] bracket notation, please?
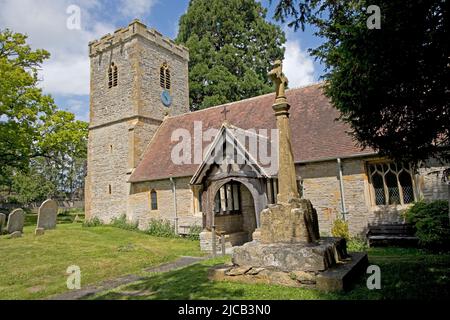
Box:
[337, 158, 347, 220]
[170, 177, 178, 235]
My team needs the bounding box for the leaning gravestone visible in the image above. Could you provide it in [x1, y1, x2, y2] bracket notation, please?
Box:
[6, 208, 25, 234]
[0, 213, 6, 234]
[37, 199, 58, 230]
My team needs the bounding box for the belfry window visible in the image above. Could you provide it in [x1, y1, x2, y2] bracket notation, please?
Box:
[108, 62, 118, 88]
[214, 182, 241, 215]
[160, 63, 171, 90]
[368, 162, 416, 206]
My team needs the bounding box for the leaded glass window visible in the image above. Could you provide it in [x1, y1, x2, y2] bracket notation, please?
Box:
[368, 162, 416, 206]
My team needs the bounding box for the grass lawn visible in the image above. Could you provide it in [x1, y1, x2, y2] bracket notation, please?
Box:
[0, 223, 202, 299]
[90, 247, 450, 300]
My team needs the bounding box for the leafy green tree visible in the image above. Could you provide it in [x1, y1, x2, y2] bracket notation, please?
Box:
[176, 0, 286, 110]
[0, 29, 55, 175]
[272, 0, 449, 164]
[0, 29, 88, 202]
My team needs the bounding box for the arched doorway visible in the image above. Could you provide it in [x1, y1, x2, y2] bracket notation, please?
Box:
[212, 180, 257, 245]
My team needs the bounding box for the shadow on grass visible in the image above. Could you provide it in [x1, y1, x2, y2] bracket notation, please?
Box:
[91, 249, 450, 300]
[92, 263, 246, 300]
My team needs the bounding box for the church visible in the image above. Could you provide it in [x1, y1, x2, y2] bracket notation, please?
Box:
[85, 20, 448, 251]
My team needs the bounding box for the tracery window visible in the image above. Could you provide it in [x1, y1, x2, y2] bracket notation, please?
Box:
[368, 162, 416, 206]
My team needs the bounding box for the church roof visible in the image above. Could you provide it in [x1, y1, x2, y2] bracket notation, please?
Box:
[129, 83, 375, 183]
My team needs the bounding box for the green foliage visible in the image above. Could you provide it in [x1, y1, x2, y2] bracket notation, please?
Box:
[145, 219, 177, 238]
[273, 0, 450, 163]
[82, 217, 103, 228]
[186, 224, 203, 241]
[110, 214, 139, 231]
[405, 200, 450, 250]
[9, 169, 55, 204]
[176, 0, 286, 110]
[0, 29, 88, 202]
[331, 218, 350, 240]
[347, 237, 369, 252]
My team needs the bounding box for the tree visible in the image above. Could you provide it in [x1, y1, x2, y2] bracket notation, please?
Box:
[272, 0, 449, 164]
[176, 0, 286, 110]
[0, 29, 88, 202]
[0, 29, 55, 175]
[273, 0, 449, 218]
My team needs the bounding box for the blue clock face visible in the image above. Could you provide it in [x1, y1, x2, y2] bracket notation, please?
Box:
[161, 90, 172, 107]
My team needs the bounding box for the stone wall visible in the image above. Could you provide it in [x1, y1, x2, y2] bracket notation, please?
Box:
[128, 177, 201, 231]
[298, 159, 370, 236]
[418, 161, 449, 201]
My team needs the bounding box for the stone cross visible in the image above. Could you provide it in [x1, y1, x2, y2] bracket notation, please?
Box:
[268, 59, 289, 103]
[268, 60, 299, 203]
[6, 208, 25, 234]
[37, 199, 58, 230]
[221, 105, 230, 120]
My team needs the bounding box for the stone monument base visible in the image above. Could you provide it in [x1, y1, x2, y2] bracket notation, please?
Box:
[209, 251, 368, 292]
[232, 237, 348, 272]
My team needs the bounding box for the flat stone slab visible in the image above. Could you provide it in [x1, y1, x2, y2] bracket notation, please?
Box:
[209, 252, 368, 292]
[316, 252, 368, 292]
[232, 237, 347, 272]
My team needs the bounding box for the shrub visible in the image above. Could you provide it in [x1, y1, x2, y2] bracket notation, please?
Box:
[404, 200, 450, 250]
[111, 214, 138, 231]
[187, 224, 203, 241]
[331, 218, 350, 240]
[82, 217, 103, 227]
[347, 237, 368, 252]
[145, 219, 177, 238]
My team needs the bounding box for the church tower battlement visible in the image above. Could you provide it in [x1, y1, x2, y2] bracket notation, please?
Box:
[85, 19, 189, 221]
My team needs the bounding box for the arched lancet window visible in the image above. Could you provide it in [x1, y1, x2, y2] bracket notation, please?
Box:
[160, 63, 171, 90]
[108, 62, 118, 88]
[150, 189, 158, 210]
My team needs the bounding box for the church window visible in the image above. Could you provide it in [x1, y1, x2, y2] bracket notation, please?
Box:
[214, 182, 241, 215]
[150, 189, 158, 210]
[108, 62, 118, 88]
[108, 185, 112, 195]
[368, 162, 416, 206]
[160, 63, 171, 90]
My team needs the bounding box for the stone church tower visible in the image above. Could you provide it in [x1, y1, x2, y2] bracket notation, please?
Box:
[85, 20, 189, 221]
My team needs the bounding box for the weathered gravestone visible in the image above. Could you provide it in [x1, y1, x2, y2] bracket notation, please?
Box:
[6, 208, 25, 234]
[37, 199, 58, 230]
[0, 213, 6, 234]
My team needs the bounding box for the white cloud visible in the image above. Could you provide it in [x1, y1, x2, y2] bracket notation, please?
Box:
[283, 37, 315, 88]
[0, 0, 115, 97]
[119, 0, 157, 18]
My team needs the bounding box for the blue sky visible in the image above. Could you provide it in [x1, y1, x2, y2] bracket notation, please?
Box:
[0, 0, 324, 121]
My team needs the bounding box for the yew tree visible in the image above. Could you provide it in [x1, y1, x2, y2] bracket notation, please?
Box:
[176, 0, 286, 110]
[272, 0, 449, 164]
